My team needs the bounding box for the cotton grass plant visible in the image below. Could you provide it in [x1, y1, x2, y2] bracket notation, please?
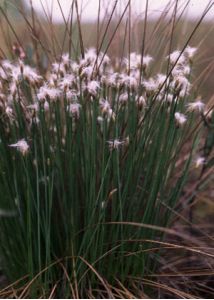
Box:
[0, 0, 213, 298]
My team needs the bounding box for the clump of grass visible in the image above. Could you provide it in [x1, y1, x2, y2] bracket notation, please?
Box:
[0, 0, 213, 298]
[0, 43, 206, 295]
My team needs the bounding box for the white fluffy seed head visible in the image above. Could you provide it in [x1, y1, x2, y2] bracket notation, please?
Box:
[195, 156, 205, 168]
[27, 103, 39, 111]
[84, 48, 97, 63]
[187, 100, 205, 112]
[106, 72, 119, 87]
[22, 65, 42, 84]
[184, 46, 197, 59]
[37, 85, 61, 101]
[52, 62, 66, 75]
[175, 112, 187, 126]
[143, 55, 153, 68]
[120, 74, 138, 89]
[100, 99, 111, 113]
[9, 139, 29, 155]
[167, 50, 186, 65]
[107, 139, 125, 151]
[124, 52, 141, 70]
[119, 93, 129, 105]
[98, 52, 110, 66]
[86, 80, 100, 96]
[67, 103, 81, 118]
[136, 95, 146, 109]
[61, 53, 70, 66]
[174, 75, 190, 90]
[156, 74, 167, 87]
[143, 78, 158, 93]
[81, 66, 93, 78]
[59, 74, 75, 90]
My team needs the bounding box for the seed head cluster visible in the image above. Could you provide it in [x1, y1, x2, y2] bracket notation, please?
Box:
[0, 46, 209, 155]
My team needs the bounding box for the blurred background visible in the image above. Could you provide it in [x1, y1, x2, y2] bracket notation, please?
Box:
[20, 0, 214, 22]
